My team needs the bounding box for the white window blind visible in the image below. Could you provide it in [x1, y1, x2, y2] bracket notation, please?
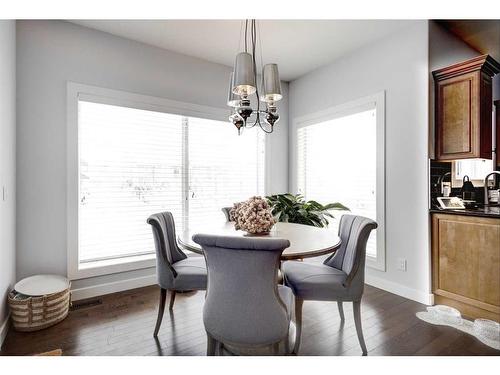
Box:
[79, 100, 265, 264]
[79, 101, 184, 263]
[453, 159, 493, 186]
[297, 107, 378, 258]
[187, 117, 265, 230]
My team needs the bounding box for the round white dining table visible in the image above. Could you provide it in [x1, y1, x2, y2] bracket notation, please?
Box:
[178, 221, 341, 260]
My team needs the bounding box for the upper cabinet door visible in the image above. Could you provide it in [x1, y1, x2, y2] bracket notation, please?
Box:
[495, 100, 500, 168]
[433, 55, 500, 161]
[438, 72, 478, 157]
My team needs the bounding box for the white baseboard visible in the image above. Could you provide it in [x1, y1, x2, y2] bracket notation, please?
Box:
[365, 274, 433, 305]
[71, 274, 157, 301]
[72, 272, 434, 305]
[0, 314, 10, 349]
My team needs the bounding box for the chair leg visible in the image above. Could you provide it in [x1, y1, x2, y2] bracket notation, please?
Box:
[169, 290, 176, 310]
[353, 300, 368, 356]
[153, 288, 167, 337]
[272, 342, 280, 355]
[337, 301, 345, 322]
[206, 332, 217, 356]
[292, 297, 304, 354]
[284, 331, 291, 354]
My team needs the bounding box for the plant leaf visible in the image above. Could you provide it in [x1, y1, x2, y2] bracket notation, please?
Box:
[265, 193, 349, 228]
[323, 202, 350, 211]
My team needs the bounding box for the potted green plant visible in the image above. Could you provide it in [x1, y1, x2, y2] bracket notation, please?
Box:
[266, 193, 349, 228]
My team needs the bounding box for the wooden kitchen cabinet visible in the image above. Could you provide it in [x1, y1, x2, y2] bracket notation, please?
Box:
[432, 213, 500, 321]
[433, 55, 500, 161]
[495, 100, 499, 168]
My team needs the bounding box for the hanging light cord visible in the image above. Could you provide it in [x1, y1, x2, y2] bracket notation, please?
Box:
[247, 20, 273, 133]
[244, 20, 248, 53]
[254, 20, 273, 133]
[237, 20, 243, 55]
[250, 20, 260, 129]
[256, 21, 273, 133]
[238, 19, 273, 134]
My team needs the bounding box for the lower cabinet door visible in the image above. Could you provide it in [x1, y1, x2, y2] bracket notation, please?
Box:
[432, 213, 500, 321]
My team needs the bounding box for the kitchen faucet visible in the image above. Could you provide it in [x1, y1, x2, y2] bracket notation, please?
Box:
[483, 171, 500, 205]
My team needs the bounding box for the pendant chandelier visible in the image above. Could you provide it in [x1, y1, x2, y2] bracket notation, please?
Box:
[227, 20, 282, 134]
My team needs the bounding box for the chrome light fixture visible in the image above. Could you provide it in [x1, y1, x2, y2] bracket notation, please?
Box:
[228, 20, 282, 134]
[233, 52, 256, 96]
[261, 63, 282, 103]
[227, 72, 240, 107]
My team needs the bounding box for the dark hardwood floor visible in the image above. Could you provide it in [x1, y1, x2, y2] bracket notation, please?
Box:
[1, 284, 498, 356]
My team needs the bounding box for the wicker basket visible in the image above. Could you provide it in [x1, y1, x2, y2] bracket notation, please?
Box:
[8, 286, 71, 332]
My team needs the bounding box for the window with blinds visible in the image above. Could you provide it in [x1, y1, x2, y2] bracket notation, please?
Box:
[452, 158, 493, 187]
[187, 117, 265, 230]
[78, 100, 265, 264]
[297, 107, 378, 258]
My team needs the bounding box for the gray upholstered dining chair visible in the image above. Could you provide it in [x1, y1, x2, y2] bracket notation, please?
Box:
[147, 211, 207, 337]
[192, 234, 293, 355]
[282, 214, 377, 355]
[221, 207, 232, 222]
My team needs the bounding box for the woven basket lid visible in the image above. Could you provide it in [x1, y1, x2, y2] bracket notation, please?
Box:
[14, 274, 70, 296]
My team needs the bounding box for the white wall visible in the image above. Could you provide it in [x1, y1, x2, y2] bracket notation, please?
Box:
[16, 20, 289, 296]
[289, 21, 432, 304]
[0, 20, 16, 345]
[429, 21, 480, 71]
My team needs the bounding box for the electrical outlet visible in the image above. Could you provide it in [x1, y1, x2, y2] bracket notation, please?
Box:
[397, 258, 407, 272]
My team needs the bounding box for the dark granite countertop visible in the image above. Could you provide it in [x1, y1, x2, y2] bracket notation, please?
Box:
[430, 205, 500, 218]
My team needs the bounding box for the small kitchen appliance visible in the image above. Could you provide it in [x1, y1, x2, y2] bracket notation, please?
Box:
[460, 175, 476, 207]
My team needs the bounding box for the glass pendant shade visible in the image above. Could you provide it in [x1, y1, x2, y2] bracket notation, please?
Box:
[233, 52, 256, 96]
[227, 72, 240, 107]
[261, 63, 282, 102]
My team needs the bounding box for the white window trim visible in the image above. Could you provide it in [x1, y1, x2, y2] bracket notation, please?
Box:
[67, 82, 270, 280]
[292, 91, 386, 271]
[450, 160, 491, 188]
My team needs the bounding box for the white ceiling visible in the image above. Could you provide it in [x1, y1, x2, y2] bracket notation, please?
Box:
[70, 20, 413, 81]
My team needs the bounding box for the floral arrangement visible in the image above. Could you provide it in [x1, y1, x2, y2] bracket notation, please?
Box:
[230, 196, 276, 234]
